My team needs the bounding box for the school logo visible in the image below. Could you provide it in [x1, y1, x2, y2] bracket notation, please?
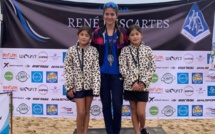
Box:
[46, 104, 58, 115]
[192, 105, 203, 116]
[192, 73, 203, 84]
[161, 105, 175, 117]
[181, 3, 210, 43]
[177, 105, 189, 117]
[151, 74, 158, 83]
[122, 105, 131, 116]
[149, 106, 159, 116]
[177, 73, 189, 84]
[17, 103, 30, 114]
[207, 86, 215, 96]
[46, 71, 58, 83]
[90, 105, 101, 116]
[4, 71, 13, 81]
[31, 71, 43, 83]
[161, 73, 175, 84]
[16, 71, 29, 82]
[32, 104, 43, 115]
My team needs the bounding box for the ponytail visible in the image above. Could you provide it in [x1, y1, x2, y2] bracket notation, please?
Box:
[115, 22, 124, 45]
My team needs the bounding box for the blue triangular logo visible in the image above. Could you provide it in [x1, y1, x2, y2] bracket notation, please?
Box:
[181, 3, 210, 43]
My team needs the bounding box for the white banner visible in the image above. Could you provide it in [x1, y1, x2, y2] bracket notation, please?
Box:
[0, 93, 10, 134]
[1, 48, 215, 119]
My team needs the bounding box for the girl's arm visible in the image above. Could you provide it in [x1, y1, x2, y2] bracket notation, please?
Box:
[91, 48, 101, 96]
[119, 47, 128, 78]
[64, 48, 75, 92]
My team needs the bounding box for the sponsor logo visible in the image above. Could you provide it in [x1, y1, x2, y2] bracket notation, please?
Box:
[13, 97, 24, 100]
[149, 106, 159, 116]
[177, 105, 189, 117]
[38, 84, 48, 95]
[50, 86, 60, 93]
[177, 73, 189, 84]
[171, 99, 177, 102]
[154, 99, 169, 102]
[148, 97, 155, 102]
[51, 98, 69, 101]
[195, 87, 206, 95]
[192, 105, 203, 116]
[196, 55, 205, 62]
[3, 62, 23, 68]
[192, 73, 203, 84]
[60, 107, 73, 115]
[90, 105, 101, 116]
[19, 54, 37, 59]
[50, 53, 61, 61]
[20, 87, 37, 92]
[16, 71, 29, 82]
[33, 98, 49, 101]
[62, 52, 66, 63]
[161, 105, 175, 117]
[26, 97, 31, 100]
[38, 51, 48, 62]
[205, 107, 215, 115]
[165, 88, 183, 93]
[122, 105, 131, 116]
[4, 71, 13, 81]
[161, 73, 175, 84]
[3, 85, 18, 92]
[166, 56, 182, 61]
[197, 99, 215, 102]
[149, 88, 163, 94]
[178, 99, 194, 102]
[207, 86, 215, 96]
[32, 104, 43, 115]
[178, 66, 194, 69]
[181, 3, 210, 43]
[62, 85, 67, 95]
[32, 65, 49, 68]
[17, 103, 30, 114]
[184, 86, 194, 96]
[196, 67, 209, 70]
[46, 71, 58, 83]
[31, 71, 43, 83]
[2, 53, 17, 59]
[46, 104, 58, 115]
[51, 65, 64, 68]
[153, 55, 164, 62]
[156, 67, 169, 69]
[183, 53, 194, 64]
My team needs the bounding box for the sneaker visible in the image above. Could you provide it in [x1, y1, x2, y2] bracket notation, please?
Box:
[141, 128, 150, 134]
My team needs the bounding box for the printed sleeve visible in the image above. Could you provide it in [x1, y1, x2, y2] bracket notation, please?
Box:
[91, 48, 101, 96]
[64, 48, 75, 91]
[119, 48, 128, 78]
[140, 47, 156, 90]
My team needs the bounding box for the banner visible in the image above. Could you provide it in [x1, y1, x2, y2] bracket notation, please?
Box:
[2, 0, 215, 50]
[0, 93, 10, 134]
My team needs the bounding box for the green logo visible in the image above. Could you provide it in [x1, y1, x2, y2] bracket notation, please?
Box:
[4, 72, 13, 81]
[152, 74, 158, 83]
[149, 106, 159, 115]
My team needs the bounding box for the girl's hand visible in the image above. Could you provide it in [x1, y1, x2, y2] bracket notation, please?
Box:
[139, 82, 146, 91]
[132, 82, 141, 91]
[67, 89, 75, 98]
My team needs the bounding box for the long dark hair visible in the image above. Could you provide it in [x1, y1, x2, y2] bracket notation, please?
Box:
[77, 26, 93, 38]
[127, 24, 142, 37]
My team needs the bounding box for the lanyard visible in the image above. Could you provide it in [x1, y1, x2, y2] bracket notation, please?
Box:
[76, 47, 84, 72]
[105, 28, 115, 54]
[129, 47, 140, 69]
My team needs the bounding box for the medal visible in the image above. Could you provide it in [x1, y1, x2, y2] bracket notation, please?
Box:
[134, 68, 139, 79]
[107, 54, 114, 66]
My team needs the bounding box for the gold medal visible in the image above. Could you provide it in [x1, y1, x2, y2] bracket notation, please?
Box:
[107, 54, 114, 66]
[134, 68, 139, 79]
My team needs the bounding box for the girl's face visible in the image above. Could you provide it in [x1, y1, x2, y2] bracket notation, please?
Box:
[103, 8, 117, 26]
[128, 29, 143, 46]
[77, 30, 91, 46]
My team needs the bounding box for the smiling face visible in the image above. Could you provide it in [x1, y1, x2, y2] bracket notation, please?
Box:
[103, 8, 118, 26]
[128, 29, 143, 47]
[77, 30, 91, 46]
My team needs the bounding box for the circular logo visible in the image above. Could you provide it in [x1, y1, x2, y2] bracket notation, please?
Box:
[183, 53, 194, 64]
[161, 73, 175, 84]
[38, 84, 48, 95]
[32, 72, 43, 82]
[161, 105, 175, 117]
[152, 74, 158, 83]
[149, 106, 159, 115]
[17, 103, 30, 114]
[4, 71, 13, 81]
[33, 105, 43, 114]
[16, 71, 29, 82]
[90, 105, 101, 116]
[178, 106, 188, 116]
[184, 86, 194, 96]
[38, 51, 48, 62]
[178, 74, 188, 84]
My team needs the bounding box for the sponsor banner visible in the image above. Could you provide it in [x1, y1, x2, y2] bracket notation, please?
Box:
[0, 94, 10, 134]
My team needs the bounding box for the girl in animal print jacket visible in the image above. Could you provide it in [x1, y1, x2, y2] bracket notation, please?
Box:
[64, 26, 100, 134]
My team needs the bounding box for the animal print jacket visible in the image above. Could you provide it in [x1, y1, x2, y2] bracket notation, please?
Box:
[119, 42, 156, 91]
[64, 43, 100, 96]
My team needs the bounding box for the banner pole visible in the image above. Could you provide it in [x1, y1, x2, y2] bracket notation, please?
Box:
[10, 92, 13, 134]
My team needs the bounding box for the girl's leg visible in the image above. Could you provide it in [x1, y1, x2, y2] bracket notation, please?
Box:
[137, 102, 147, 129]
[130, 101, 140, 134]
[75, 98, 86, 134]
[83, 96, 93, 134]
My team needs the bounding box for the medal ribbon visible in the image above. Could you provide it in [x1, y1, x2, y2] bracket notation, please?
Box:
[129, 47, 140, 81]
[105, 27, 115, 55]
[76, 47, 84, 88]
